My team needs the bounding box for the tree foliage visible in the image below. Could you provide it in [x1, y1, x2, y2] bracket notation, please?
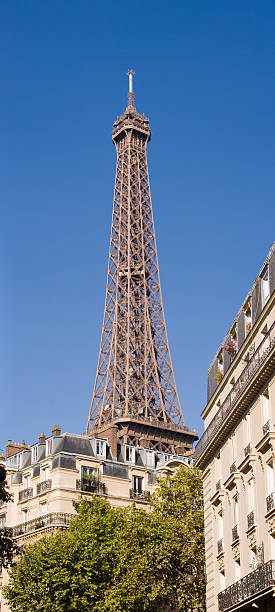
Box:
[0, 478, 19, 569]
[3, 466, 205, 611]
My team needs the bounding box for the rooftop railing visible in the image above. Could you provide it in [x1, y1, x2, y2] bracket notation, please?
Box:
[196, 322, 275, 460]
[218, 560, 275, 610]
[18, 487, 33, 503]
[130, 489, 151, 501]
[37, 479, 52, 495]
[247, 511, 255, 529]
[76, 479, 107, 495]
[266, 492, 275, 513]
[13, 512, 73, 537]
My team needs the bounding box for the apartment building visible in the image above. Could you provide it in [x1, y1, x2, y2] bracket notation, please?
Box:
[196, 243, 275, 611]
[0, 428, 192, 611]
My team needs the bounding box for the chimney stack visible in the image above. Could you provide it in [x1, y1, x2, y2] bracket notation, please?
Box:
[51, 425, 61, 437]
[39, 433, 46, 444]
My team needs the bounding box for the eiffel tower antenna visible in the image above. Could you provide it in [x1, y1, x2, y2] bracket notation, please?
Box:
[86, 73, 197, 456]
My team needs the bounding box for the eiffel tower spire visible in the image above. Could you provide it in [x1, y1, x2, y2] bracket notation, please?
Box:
[86, 73, 197, 455]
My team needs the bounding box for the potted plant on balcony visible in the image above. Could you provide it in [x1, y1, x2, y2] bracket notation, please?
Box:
[224, 339, 237, 358]
[246, 322, 251, 337]
[216, 369, 223, 384]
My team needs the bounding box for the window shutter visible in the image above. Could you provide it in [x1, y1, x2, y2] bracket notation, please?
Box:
[207, 358, 218, 401]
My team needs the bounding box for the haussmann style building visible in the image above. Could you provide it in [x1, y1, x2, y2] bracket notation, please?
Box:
[196, 242, 275, 612]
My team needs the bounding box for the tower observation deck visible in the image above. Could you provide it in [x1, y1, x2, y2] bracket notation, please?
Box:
[86, 72, 197, 456]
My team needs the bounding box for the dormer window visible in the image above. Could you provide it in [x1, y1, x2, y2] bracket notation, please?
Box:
[95, 439, 105, 457]
[244, 300, 252, 337]
[45, 439, 53, 457]
[125, 446, 135, 463]
[216, 352, 223, 384]
[260, 266, 270, 307]
[32, 445, 38, 464]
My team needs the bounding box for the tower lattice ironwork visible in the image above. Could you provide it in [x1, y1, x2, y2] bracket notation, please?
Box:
[86, 72, 197, 455]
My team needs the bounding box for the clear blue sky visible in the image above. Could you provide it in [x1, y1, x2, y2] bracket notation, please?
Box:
[1, 1, 274, 450]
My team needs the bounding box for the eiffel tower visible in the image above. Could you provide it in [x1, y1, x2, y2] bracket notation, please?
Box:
[86, 72, 197, 457]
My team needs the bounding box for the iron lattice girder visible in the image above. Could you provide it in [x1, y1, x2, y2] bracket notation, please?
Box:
[87, 99, 196, 451]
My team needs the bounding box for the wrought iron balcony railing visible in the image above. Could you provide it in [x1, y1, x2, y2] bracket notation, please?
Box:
[13, 512, 73, 537]
[130, 489, 151, 501]
[216, 480, 221, 491]
[76, 479, 107, 495]
[218, 560, 275, 610]
[37, 479, 52, 495]
[217, 538, 224, 555]
[244, 443, 251, 456]
[230, 462, 237, 474]
[247, 510, 255, 529]
[18, 487, 33, 503]
[263, 420, 271, 436]
[232, 525, 239, 542]
[266, 492, 275, 513]
[196, 322, 275, 460]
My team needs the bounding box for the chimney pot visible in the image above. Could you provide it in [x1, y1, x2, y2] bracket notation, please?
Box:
[51, 425, 61, 437]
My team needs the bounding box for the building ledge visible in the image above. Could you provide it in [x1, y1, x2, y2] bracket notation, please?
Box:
[224, 472, 241, 491]
[210, 488, 225, 506]
[238, 453, 256, 474]
[256, 430, 275, 454]
[218, 559, 275, 611]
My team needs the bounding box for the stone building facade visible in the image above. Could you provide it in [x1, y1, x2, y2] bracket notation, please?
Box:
[0, 429, 192, 611]
[196, 243, 275, 611]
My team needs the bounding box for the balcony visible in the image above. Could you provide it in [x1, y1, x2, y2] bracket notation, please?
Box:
[196, 322, 275, 463]
[244, 443, 251, 456]
[130, 489, 151, 501]
[217, 538, 224, 555]
[13, 512, 73, 538]
[218, 560, 275, 610]
[232, 525, 239, 542]
[230, 462, 237, 474]
[76, 479, 107, 495]
[266, 492, 275, 513]
[37, 479, 52, 495]
[247, 510, 255, 529]
[216, 480, 221, 491]
[263, 420, 271, 436]
[18, 487, 33, 503]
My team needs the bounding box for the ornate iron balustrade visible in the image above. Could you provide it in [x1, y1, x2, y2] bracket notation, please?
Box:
[218, 559, 275, 610]
[263, 420, 270, 436]
[230, 462, 237, 474]
[13, 512, 73, 537]
[217, 539, 223, 555]
[18, 487, 33, 502]
[232, 525, 238, 542]
[130, 489, 151, 501]
[244, 443, 251, 456]
[195, 322, 275, 459]
[76, 479, 107, 495]
[247, 510, 255, 529]
[0, 499, 7, 508]
[37, 479, 52, 495]
[266, 492, 275, 513]
[216, 480, 221, 491]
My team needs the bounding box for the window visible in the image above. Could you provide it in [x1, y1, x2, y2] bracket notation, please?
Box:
[132, 476, 143, 494]
[244, 300, 252, 337]
[81, 466, 97, 490]
[95, 440, 105, 456]
[22, 509, 28, 524]
[266, 461, 274, 496]
[262, 388, 270, 425]
[32, 445, 38, 464]
[0, 515, 6, 527]
[46, 439, 53, 457]
[125, 446, 135, 463]
[41, 503, 47, 517]
[261, 265, 270, 307]
[247, 478, 254, 512]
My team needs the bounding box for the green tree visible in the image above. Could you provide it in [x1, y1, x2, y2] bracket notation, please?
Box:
[3, 466, 205, 612]
[0, 467, 18, 569]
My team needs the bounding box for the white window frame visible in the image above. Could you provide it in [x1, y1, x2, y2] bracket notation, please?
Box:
[95, 439, 105, 456]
